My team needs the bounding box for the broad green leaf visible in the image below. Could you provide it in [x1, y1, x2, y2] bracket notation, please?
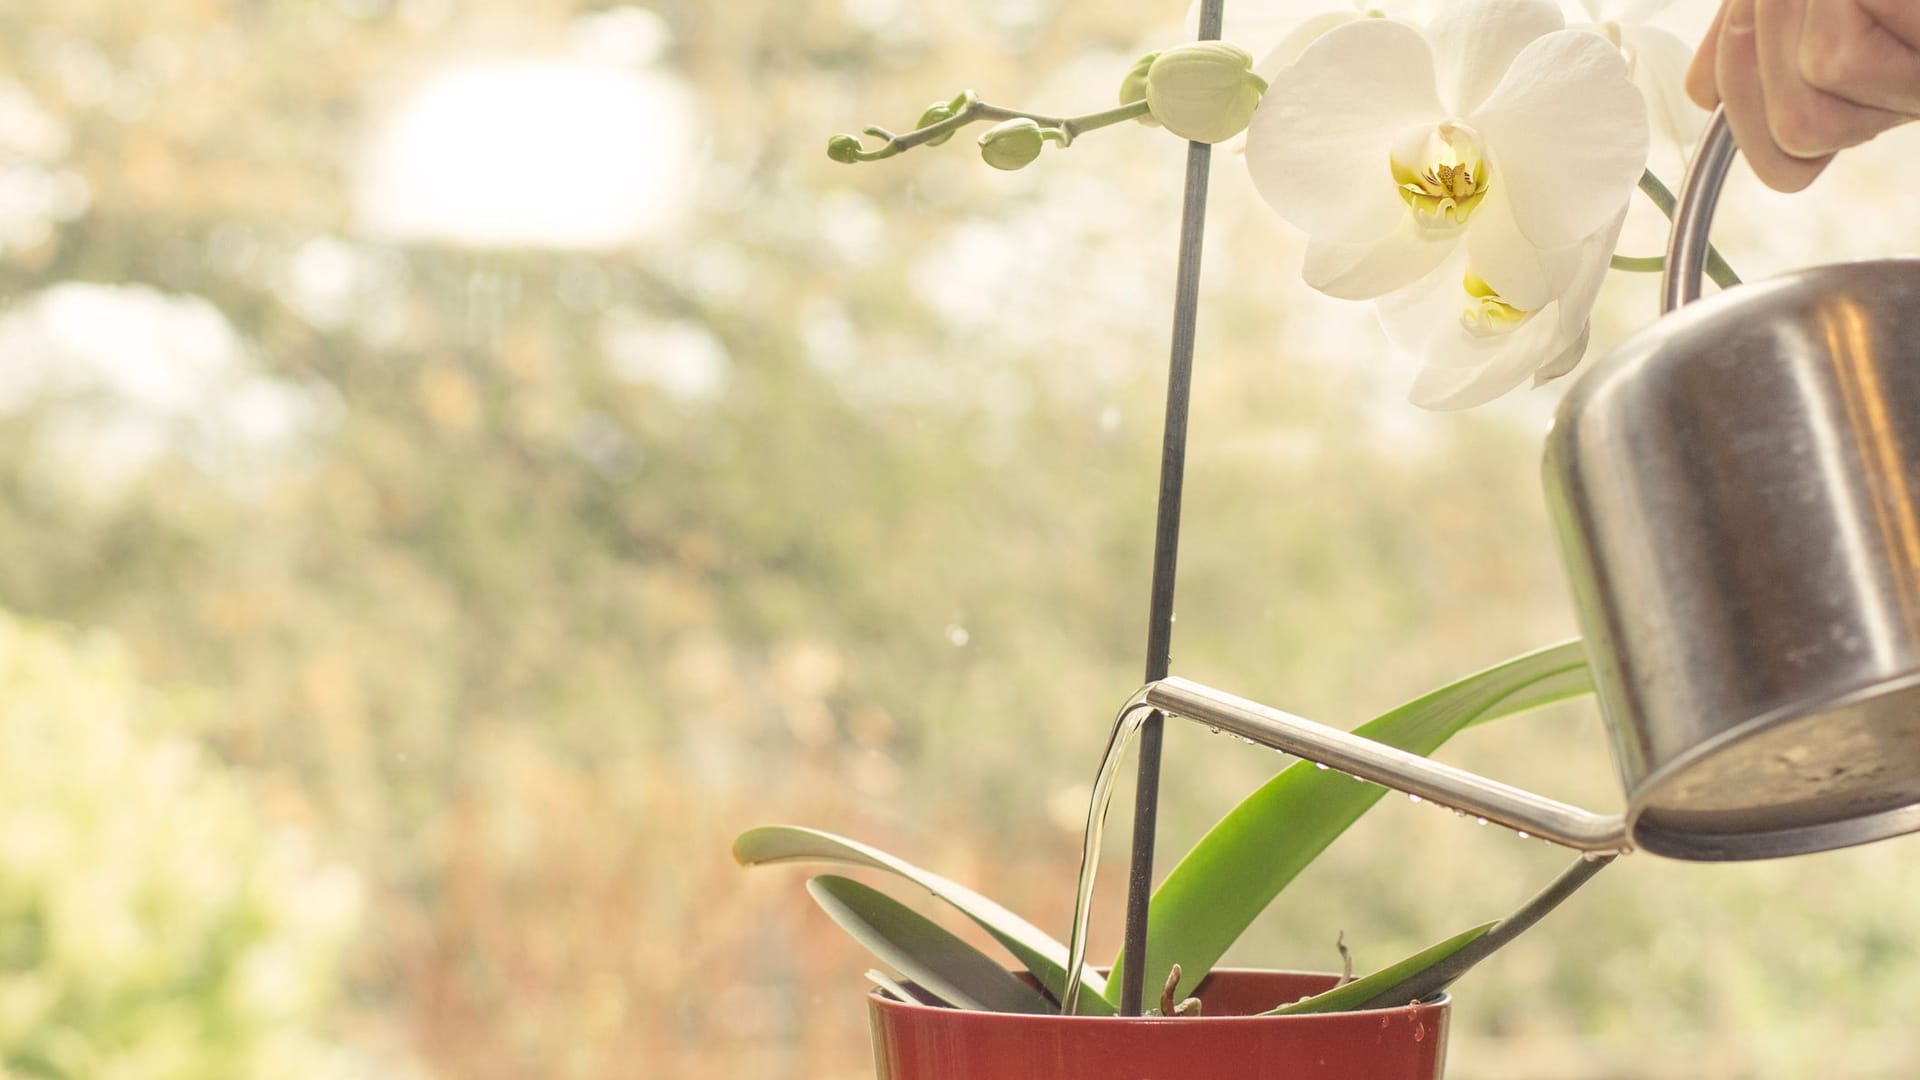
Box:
[806, 875, 1055, 1014]
[735, 825, 1114, 1014]
[1262, 922, 1496, 1015]
[1109, 640, 1592, 1004]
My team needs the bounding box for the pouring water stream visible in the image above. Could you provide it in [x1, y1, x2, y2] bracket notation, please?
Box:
[1059, 690, 1155, 1015]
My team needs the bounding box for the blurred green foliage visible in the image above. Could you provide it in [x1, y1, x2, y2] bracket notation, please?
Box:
[0, 616, 358, 1079]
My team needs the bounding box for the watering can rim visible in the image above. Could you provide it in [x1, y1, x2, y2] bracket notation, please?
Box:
[1624, 666, 1920, 860]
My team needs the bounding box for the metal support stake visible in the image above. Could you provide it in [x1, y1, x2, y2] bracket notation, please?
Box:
[1117, 0, 1224, 1017]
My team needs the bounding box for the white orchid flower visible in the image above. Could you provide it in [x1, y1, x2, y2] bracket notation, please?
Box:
[1246, 0, 1647, 304]
[1573, 0, 1708, 150]
[1183, 0, 1428, 80]
[1375, 209, 1625, 409]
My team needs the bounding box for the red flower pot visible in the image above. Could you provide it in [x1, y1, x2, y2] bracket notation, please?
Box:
[869, 969, 1449, 1080]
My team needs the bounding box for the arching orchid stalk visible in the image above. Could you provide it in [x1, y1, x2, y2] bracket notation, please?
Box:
[1245, 0, 1649, 408]
[822, 0, 1727, 412]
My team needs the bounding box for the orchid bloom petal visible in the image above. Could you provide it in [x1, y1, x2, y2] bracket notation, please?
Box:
[1378, 207, 1623, 409]
[1374, 250, 1475, 358]
[1524, 210, 1628, 389]
[1620, 23, 1709, 149]
[1531, 324, 1593, 386]
[1461, 183, 1566, 312]
[1548, 210, 1627, 348]
[1471, 28, 1648, 249]
[1585, 0, 1676, 23]
[1188, 0, 1434, 72]
[1255, 10, 1365, 80]
[1428, 0, 1566, 115]
[1303, 214, 1459, 300]
[1461, 181, 1608, 314]
[1246, 18, 1444, 247]
[1404, 293, 1572, 409]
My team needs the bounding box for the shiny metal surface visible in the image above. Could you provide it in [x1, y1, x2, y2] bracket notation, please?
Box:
[1661, 107, 1739, 313]
[1144, 679, 1629, 852]
[1544, 107, 1920, 859]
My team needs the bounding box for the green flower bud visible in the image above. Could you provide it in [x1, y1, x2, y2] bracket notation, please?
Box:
[1118, 50, 1162, 128]
[1145, 41, 1268, 144]
[978, 118, 1047, 171]
[826, 133, 866, 164]
[916, 100, 958, 146]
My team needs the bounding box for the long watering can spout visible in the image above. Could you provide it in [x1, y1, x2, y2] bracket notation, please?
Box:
[1143, 678, 1630, 853]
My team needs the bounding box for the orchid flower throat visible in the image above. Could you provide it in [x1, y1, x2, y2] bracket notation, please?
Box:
[1390, 121, 1490, 228]
[1460, 271, 1533, 337]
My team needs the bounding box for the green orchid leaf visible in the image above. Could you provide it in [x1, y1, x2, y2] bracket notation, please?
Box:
[806, 875, 1055, 1014]
[735, 825, 1113, 1014]
[1109, 639, 1592, 1004]
[1262, 921, 1496, 1016]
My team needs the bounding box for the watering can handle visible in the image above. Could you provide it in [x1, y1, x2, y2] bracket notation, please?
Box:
[1661, 107, 1738, 315]
[1143, 678, 1630, 852]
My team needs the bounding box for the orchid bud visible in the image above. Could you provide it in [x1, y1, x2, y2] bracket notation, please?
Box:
[915, 101, 958, 146]
[978, 118, 1047, 171]
[1145, 41, 1267, 144]
[1118, 50, 1162, 128]
[1121, 49, 1159, 127]
[826, 134, 866, 163]
[1119, 52, 1157, 106]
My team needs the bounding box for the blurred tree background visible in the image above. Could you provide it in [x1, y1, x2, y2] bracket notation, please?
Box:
[3, 0, 1920, 1077]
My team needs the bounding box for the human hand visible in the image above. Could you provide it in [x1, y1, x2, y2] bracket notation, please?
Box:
[1684, 0, 1920, 191]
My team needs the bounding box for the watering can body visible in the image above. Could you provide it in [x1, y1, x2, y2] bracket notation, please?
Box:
[1140, 111, 1920, 861]
[1546, 257, 1920, 859]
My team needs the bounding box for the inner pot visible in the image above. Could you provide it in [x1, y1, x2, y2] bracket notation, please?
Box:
[868, 969, 1450, 1080]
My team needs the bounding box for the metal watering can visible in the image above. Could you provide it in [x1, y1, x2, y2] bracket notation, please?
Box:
[1142, 110, 1920, 861]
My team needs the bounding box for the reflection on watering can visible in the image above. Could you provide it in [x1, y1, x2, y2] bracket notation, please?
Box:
[1142, 108, 1920, 862]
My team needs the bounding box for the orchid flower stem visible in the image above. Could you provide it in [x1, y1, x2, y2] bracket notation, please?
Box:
[842, 96, 1151, 162]
[1635, 170, 1742, 290]
[1610, 254, 1665, 273]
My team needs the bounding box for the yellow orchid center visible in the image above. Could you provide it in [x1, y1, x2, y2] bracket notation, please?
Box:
[1459, 271, 1532, 337]
[1390, 121, 1490, 228]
